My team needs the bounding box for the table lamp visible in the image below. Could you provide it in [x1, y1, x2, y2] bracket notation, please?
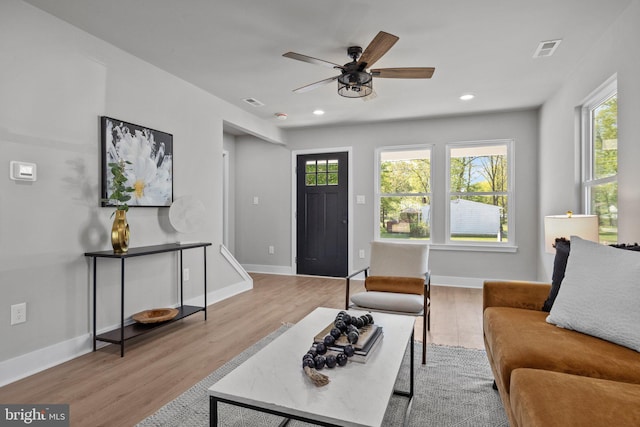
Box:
[544, 211, 599, 253]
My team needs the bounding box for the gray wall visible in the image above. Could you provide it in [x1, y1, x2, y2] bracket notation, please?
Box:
[223, 132, 237, 254]
[0, 0, 283, 375]
[538, 0, 640, 278]
[235, 109, 540, 284]
[235, 136, 293, 269]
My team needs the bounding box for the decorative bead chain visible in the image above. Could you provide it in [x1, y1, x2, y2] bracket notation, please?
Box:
[302, 311, 374, 386]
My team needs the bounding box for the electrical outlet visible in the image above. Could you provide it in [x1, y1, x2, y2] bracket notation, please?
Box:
[11, 303, 26, 325]
[359, 249, 365, 259]
[268, 245, 275, 254]
[183, 268, 190, 281]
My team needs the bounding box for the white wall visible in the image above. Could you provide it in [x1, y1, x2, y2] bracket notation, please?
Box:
[0, 0, 283, 385]
[236, 109, 540, 284]
[538, 0, 640, 279]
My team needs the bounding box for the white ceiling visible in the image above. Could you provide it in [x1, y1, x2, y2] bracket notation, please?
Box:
[24, 0, 632, 129]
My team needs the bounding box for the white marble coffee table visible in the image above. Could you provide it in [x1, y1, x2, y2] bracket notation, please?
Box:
[208, 307, 416, 427]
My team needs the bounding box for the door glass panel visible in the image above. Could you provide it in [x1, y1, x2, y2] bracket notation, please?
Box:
[306, 158, 340, 186]
[305, 161, 316, 173]
[305, 173, 316, 186]
[317, 173, 327, 185]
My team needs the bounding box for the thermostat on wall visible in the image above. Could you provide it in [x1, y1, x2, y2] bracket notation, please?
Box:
[10, 161, 37, 181]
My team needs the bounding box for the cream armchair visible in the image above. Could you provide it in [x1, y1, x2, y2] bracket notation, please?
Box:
[345, 241, 430, 364]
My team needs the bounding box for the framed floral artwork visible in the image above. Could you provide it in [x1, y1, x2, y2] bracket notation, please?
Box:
[100, 116, 173, 207]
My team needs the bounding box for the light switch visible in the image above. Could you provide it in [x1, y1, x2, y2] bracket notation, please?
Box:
[253, 196, 259, 205]
[10, 161, 37, 181]
[356, 195, 365, 204]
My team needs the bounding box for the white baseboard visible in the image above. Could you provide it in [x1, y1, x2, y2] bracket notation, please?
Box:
[0, 278, 253, 388]
[184, 279, 253, 307]
[242, 264, 294, 275]
[0, 334, 93, 388]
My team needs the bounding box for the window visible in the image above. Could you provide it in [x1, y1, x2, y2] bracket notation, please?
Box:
[376, 146, 432, 240]
[582, 78, 617, 244]
[446, 140, 513, 244]
[305, 159, 339, 186]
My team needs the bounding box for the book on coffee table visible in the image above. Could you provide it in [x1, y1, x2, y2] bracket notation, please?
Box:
[313, 323, 383, 363]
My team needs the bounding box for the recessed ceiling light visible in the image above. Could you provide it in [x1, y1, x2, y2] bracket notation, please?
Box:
[460, 94, 475, 101]
[313, 109, 325, 116]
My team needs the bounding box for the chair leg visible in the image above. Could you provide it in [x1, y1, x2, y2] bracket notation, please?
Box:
[345, 277, 350, 310]
[422, 313, 427, 365]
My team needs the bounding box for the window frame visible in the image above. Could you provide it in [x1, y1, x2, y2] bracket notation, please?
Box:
[445, 139, 515, 247]
[374, 144, 434, 242]
[581, 76, 617, 243]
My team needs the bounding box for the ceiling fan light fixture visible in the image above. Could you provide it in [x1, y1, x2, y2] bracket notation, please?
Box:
[283, 31, 434, 98]
[337, 71, 373, 98]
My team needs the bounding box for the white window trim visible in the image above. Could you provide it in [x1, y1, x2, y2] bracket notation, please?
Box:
[374, 144, 434, 242]
[445, 139, 516, 248]
[581, 75, 617, 214]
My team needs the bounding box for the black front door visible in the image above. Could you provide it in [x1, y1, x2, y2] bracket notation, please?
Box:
[296, 152, 348, 277]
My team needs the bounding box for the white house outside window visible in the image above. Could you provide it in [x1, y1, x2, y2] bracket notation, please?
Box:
[582, 77, 617, 244]
[446, 140, 513, 244]
[376, 146, 432, 241]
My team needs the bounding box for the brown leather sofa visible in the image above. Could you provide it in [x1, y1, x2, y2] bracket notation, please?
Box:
[483, 280, 640, 427]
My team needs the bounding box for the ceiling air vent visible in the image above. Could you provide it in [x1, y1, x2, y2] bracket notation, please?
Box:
[242, 97, 265, 107]
[533, 39, 562, 58]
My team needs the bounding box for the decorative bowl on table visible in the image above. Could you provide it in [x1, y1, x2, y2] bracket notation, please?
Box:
[132, 308, 179, 323]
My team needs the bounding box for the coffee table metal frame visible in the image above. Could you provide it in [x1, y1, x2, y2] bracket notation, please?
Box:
[208, 308, 415, 427]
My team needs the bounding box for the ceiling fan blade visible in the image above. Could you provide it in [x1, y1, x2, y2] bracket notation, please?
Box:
[283, 52, 343, 69]
[357, 31, 399, 68]
[293, 75, 340, 93]
[371, 67, 435, 79]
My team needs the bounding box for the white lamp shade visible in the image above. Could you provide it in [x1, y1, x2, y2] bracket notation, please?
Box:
[544, 214, 599, 253]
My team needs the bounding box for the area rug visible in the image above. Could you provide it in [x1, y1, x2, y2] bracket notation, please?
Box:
[137, 325, 508, 427]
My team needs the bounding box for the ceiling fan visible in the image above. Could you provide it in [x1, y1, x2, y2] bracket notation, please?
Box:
[283, 31, 435, 98]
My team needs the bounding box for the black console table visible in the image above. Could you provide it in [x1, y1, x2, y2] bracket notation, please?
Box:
[85, 242, 212, 357]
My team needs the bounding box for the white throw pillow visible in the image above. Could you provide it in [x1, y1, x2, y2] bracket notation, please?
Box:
[351, 291, 424, 314]
[546, 236, 640, 352]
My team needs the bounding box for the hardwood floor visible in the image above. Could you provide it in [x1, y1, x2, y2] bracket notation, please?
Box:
[0, 273, 484, 427]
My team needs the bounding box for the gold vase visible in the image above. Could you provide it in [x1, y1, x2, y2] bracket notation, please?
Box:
[111, 209, 130, 253]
